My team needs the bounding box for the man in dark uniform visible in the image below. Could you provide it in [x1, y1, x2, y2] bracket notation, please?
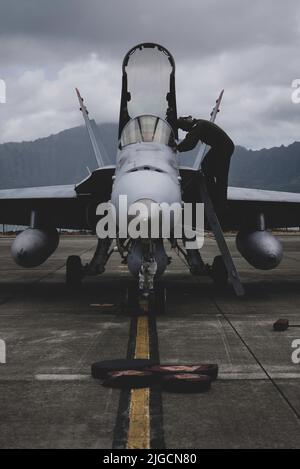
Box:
[176, 116, 234, 211]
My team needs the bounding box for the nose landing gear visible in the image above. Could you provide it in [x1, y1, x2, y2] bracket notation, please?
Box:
[126, 282, 166, 315]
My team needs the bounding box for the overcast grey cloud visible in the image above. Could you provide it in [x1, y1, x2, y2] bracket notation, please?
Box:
[0, 0, 299, 148]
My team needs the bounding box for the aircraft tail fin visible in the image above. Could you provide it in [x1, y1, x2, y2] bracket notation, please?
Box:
[193, 89, 224, 171]
[75, 88, 108, 168]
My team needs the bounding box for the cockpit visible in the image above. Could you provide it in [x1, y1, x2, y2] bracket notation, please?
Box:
[120, 115, 175, 148]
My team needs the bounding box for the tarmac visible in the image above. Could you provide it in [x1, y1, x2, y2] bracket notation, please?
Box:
[0, 234, 299, 449]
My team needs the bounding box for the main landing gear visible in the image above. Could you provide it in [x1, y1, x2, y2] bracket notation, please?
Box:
[172, 242, 229, 288]
[65, 238, 113, 288]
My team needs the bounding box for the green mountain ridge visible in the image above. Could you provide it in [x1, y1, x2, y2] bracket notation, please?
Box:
[0, 123, 300, 192]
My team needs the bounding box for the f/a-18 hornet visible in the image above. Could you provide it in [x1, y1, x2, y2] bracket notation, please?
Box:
[1, 43, 299, 309]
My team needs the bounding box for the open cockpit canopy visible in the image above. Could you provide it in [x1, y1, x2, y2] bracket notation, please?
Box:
[118, 43, 178, 139]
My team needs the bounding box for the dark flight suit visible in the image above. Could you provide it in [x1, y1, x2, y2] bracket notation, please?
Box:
[177, 118, 234, 210]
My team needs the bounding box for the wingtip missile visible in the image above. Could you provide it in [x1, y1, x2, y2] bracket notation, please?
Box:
[75, 87, 104, 167]
[75, 87, 89, 115]
[194, 88, 225, 170]
[75, 87, 82, 100]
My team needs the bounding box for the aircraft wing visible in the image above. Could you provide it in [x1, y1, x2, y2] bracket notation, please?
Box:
[0, 88, 115, 231]
[227, 186, 300, 230]
[180, 167, 300, 230]
[0, 166, 115, 230]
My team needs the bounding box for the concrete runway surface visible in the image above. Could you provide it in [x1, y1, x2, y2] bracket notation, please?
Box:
[0, 234, 299, 449]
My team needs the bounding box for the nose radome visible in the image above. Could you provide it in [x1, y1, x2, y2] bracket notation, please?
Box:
[132, 198, 155, 214]
[127, 198, 157, 238]
[128, 198, 181, 238]
[112, 171, 181, 208]
[128, 198, 159, 224]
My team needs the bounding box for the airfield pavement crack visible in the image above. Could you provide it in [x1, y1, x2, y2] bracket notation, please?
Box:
[212, 297, 300, 421]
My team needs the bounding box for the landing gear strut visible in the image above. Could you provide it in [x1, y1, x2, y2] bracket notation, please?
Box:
[65, 238, 113, 287]
[172, 241, 229, 289]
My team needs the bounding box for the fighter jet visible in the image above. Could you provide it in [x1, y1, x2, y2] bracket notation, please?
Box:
[1, 43, 300, 309]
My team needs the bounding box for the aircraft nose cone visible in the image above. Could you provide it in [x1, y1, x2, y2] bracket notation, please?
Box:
[111, 170, 182, 237]
[128, 198, 156, 222]
[130, 198, 153, 215]
[127, 198, 181, 238]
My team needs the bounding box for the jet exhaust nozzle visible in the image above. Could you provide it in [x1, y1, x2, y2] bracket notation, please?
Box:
[11, 228, 59, 268]
[236, 229, 283, 270]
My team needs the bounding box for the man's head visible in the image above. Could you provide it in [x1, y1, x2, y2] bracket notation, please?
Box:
[177, 115, 195, 131]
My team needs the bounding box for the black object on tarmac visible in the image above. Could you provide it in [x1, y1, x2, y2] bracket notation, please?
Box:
[273, 319, 300, 331]
[102, 370, 156, 389]
[146, 364, 218, 381]
[161, 373, 212, 393]
[91, 358, 157, 380]
[273, 319, 290, 331]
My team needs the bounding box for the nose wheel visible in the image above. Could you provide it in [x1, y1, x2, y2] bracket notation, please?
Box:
[66, 255, 83, 288]
[126, 283, 166, 315]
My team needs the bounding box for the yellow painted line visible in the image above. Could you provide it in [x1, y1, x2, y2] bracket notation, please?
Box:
[127, 388, 150, 449]
[127, 315, 151, 449]
[134, 315, 150, 360]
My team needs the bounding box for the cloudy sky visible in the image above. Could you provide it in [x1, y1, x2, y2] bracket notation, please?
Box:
[0, 0, 299, 149]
